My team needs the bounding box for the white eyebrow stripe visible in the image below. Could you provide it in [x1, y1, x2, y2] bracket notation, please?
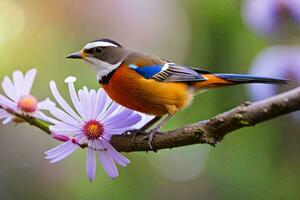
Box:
[84, 41, 118, 49]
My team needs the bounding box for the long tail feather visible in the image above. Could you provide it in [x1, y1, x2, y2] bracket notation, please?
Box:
[192, 73, 289, 90]
[213, 74, 289, 85]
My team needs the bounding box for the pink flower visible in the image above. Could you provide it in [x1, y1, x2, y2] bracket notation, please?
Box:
[247, 46, 300, 101]
[45, 77, 151, 181]
[242, 0, 300, 36]
[0, 68, 55, 124]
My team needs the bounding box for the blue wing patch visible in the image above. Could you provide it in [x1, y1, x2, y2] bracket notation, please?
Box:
[129, 64, 162, 79]
[129, 63, 207, 82]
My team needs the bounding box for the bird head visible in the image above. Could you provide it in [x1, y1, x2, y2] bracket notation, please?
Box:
[66, 39, 128, 80]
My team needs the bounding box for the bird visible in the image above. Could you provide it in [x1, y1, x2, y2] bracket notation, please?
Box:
[66, 38, 288, 149]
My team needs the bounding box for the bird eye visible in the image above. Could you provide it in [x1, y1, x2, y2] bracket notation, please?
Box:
[95, 47, 102, 54]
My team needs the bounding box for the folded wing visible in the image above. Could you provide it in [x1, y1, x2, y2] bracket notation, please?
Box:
[129, 62, 209, 83]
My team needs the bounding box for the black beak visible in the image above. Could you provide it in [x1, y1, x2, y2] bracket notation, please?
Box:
[66, 52, 82, 59]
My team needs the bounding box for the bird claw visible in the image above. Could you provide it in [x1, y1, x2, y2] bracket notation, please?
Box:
[142, 128, 163, 152]
[122, 129, 147, 136]
[122, 129, 147, 142]
[123, 128, 163, 151]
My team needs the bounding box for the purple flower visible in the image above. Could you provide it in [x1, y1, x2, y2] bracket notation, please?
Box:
[242, 0, 300, 36]
[247, 45, 300, 101]
[0, 68, 55, 124]
[45, 76, 150, 181]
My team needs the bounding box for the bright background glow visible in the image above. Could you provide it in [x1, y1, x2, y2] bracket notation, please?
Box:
[0, 0, 25, 48]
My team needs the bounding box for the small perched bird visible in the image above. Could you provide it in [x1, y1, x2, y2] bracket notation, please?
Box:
[66, 38, 288, 149]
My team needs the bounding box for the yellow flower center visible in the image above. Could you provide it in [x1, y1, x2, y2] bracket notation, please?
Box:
[17, 95, 37, 113]
[83, 120, 103, 140]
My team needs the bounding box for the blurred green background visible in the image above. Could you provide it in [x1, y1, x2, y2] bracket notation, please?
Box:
[0, 0, 299, 199]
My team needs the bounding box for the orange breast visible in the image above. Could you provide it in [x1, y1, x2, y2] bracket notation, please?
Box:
[102, 65, 192, 116]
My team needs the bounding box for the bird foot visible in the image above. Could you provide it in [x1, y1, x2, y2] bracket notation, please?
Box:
[122, 129, 148, 142]
[142, 128, 163, 152]
[123, 128, 163, 151]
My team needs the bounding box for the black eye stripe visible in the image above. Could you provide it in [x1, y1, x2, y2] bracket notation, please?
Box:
[98, 46, 107, 50]
[83, 49, 92, 54]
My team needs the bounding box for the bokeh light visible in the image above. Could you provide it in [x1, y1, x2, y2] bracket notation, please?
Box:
[242, 0, 300, 38]
[148, 145, 211, 182]
[0, 0, 25, 48]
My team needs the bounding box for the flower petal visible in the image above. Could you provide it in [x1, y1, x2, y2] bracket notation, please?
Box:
[12, 70, 24, 99]
[50, 124, 82, 136]
[45, 141, 78, 163]
[22, 68, 37, 96]
[83, 87, 93, 119]
[93, 89, 107, 119]
[37, 98, 55, 110]
[98, 151, 119, 179]
[101, 101, 120, 119]
[49, 107, 80, 126]
[132, 113, 155, 129]
[33, 111, 58, 124]
[45, 141, 74, 157]
[45, 134, 85, 158]
[86, 142, 96, 182]
[102, 133, 112, 141]
[2, 116, 13, 124]
[103, 128, 130, 136]
[95, 88, 113, 121]
[99, 106, 128, 123]
[0, 95, 17, 110]
[103, 111, 141, 129]
[76, 134, 87, 144]
[65, 77, 84, 118]
[89, 89, 97, 119]
[77, 89, 89, 120]
[0, 110, 8, 119]
[50, 81, 82, 122]
[1, 76, 18, 102]
[101, 140, 130, 167]
[114, 115, 141, 129]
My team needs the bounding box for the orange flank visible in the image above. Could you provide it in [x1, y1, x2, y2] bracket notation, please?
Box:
[192, 74, 232, 89]
[102, 65, 193, 116]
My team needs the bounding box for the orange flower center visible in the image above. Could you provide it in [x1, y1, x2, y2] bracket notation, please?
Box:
[83, 120, 103, 140]
[17, 95, 38, 113]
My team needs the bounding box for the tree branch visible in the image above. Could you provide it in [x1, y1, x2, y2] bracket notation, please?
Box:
[111, 86, 300, 152]
[3, 87, 300, 153]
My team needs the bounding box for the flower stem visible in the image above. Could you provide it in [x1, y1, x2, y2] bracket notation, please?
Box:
[17, 113, 51, 134]
[0, 105, 51, 134]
